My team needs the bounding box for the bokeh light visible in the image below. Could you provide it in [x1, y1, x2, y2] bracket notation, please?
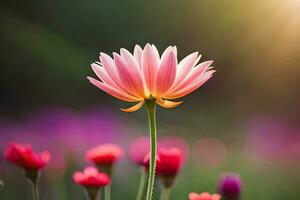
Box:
[194, 138, 227, 169]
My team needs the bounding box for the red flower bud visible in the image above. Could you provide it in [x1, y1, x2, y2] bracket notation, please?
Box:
[4, 143, 50, 170]
[129, 136, 189, 168]
[73, 167, 110, 200]
[73, 166, 110, 188]
[86, 144, 122, 165]
[143, 148, 183, 176]
[156, 148, 183, 177]
[143, 147, 183, 188]
[86, 144, 122, 176]
[189, 192, 221, 200]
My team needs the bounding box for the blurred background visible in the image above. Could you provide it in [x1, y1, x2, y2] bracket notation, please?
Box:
[0, 0, 300, 199]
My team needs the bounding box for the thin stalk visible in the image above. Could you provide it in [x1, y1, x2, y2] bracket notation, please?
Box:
[85, 188, 100, 200]
[25, 170, 40, 200]
[136, 169, 146, 200]
[160, 187, 171, 200]
[88, 194, 97, 200]
[30, 181, 39, 200]
[145, 99, 157, 200]
[104, 185, 111, 200]
[87, 193, 98, 200]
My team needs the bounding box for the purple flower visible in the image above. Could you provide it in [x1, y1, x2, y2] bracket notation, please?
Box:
[218, 173, 242, 200]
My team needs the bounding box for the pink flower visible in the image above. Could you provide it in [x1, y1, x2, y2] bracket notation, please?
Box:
[73, 166, 110, 188]
[189, 192, 221, 200]
[88, 44, 215, 112]
[4, 143, 50, 170]
[86, 144, 123, 165]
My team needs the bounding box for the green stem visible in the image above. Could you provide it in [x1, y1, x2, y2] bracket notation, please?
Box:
[30, 181, 39, 200]
[136, 169, 147, 200]
[85, 188, 100, 200]
[104, 185, 111, 200]
[145, 99, 157, 200]
[160, 187, 171, 200]
[87, 193, 98, 200]
[25, 170, 40, 200]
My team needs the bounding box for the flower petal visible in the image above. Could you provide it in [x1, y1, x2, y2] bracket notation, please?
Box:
[134, 45, 143, 66]
[168, 61, 213, 94]
[91, 63, 119, 88]
[212, 194, 221, 200]
[156, 98, 183, 108]
[189, 193, 200, 200]
[165, 70, 215, 99]
[189, 61, 214, 81]
[84, 167, 99, 176]
[114, 53, 145, 98]
[120, 48, 146, 96]
[171, 52, 200, 89]
[121, 101, 145, 112]
[100, 52, 143, 96]
[141, 44, 160, 94]
[156, 48, 177, 96]
[172, 46, 178, 58]
[73, 172, 84, 183]
[160, 46, 173, 60]
[99, 53, 120, 83]
[87, 77, 142, 102]
[120, 48, 140, 71]
[91, 62, 141, 99]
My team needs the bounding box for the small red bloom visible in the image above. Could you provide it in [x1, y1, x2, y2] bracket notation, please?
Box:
[4, 143, 50, 170]
[73, 166, 110, 188]
[156, 148, 183, 176]
[158, 136, 190, 165]
[189, 192, 221, 200]
[143, 148, 183, 188]
[143, 147, 183, 176]
[130, 136, 189, 168]
[86, 144, 122, 165]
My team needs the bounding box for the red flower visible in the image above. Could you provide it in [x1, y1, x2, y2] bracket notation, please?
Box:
[189, 192, 221, 200]
[129, 136, 189, 167]
[143, 148, 183, 188]
[73, 166, 110, 188]
[143, 147, 183, 176]
[156, 148, 183, 176]
[158, 136, 189, 165]
[4, 143, 50, 170]
[86, 144, 122, 165]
